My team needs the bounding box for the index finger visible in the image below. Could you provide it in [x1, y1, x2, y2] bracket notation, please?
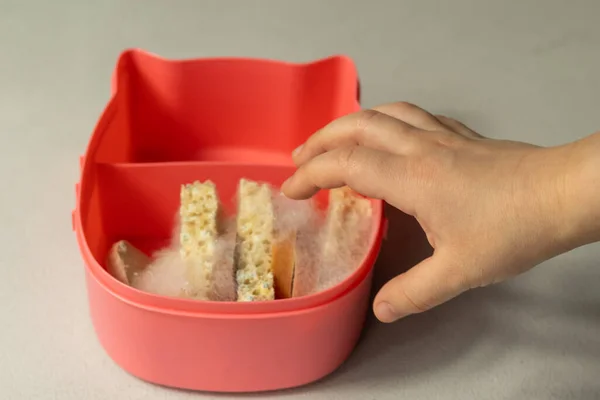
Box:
[293, 109, 420, 167]
[282, 146, 414, 213]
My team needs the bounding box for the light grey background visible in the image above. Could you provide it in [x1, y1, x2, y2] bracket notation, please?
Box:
[1, 1, 599, 399]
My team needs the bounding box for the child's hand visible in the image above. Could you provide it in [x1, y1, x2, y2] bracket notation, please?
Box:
[282, 102, 599, 322]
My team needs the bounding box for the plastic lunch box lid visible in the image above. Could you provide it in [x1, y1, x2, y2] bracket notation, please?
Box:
[72, 48, 388, 317]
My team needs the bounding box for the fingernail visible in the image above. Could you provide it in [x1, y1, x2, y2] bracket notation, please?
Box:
[374, 302, 402, 323]
[280, 178, 291, 197]
[292, 144, 304, 156]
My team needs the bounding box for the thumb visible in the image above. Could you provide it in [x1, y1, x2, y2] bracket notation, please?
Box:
[373, 252, 470, 322]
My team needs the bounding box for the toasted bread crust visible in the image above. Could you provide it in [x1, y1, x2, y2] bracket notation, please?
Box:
[179, 181, 220, 298]
[272, 231, 297, 299]
[235, 179, 275, 301]
[106, 240, 150, 285]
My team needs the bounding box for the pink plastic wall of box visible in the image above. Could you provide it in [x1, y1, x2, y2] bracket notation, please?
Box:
[73, 48, 385, 393]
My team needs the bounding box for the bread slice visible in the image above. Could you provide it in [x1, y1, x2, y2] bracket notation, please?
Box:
[316, 187, 373, 290]
[209, 224, 237, 302]
[106, 240, 150, 285]
[179, 180, 221, 298]
[290, 229, 317, 298]
[323, 186, 372, 252]
[234, 179, 277, 301]
[272, 230, 297, 299]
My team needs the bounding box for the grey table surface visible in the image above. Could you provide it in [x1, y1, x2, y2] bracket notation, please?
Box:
[1, 1, 599, 399]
